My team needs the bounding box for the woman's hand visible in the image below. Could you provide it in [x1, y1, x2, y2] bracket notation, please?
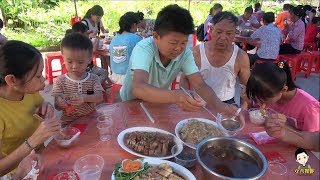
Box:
[28, 116, 61, 147]
[13, 151, 40, 180]
[265, 113, 287, 139]
[35, 102, 54, 119]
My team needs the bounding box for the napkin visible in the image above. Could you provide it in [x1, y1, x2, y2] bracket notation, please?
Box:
[249, 131, 278, 145]
[23, 160, 39, 180]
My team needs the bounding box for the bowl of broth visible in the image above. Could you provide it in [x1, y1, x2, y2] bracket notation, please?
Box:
[196, 137, 268, 179]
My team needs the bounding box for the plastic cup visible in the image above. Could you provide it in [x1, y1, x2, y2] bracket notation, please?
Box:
[97, 122, 112, 141]
[171, 145, 196, 168]
[73, 154, 104, 180]
[97, 114, 113, 125]
[268, 162, 287, 176]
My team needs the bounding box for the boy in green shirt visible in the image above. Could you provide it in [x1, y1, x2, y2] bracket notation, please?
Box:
[120, 4, 236, 114]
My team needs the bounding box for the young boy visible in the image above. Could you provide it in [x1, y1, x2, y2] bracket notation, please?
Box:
[52, 33, 103, 123]
[120, 4, 236, 114]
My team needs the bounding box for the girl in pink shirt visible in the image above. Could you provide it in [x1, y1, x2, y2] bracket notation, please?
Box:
[246, 61, 319, 147]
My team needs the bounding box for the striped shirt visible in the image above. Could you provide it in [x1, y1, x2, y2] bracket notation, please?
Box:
[52, 73, 103, 120]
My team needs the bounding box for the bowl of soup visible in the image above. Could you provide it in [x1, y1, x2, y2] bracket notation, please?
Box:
[196, 137, 268, 179]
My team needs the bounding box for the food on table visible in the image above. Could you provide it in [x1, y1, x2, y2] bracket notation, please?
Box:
[122, 159, 143, 172]
[179, 119, 223, 145]
[137, 163, 184, 180]
[200, 145, 261, 178]
[124, 132, 174, 157]
[249, 109, 265, 125]
[65, 105, 76, 116]
[259, 103, 267, 117]
[114, 161, 185, 180]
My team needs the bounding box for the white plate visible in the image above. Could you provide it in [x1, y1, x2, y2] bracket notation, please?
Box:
[111, 158, 196, 180]
[175, 118, 228, 149]
[117, 127, 183, 159]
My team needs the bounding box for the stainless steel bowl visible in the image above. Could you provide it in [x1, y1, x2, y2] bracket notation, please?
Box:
[196, 137, 268, 180]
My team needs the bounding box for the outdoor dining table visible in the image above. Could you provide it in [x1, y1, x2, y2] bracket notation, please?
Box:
[39, 100, 320, 180]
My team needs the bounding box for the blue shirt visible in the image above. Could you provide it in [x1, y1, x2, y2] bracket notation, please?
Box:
[110, 33, 142, 74]
[120, 37, 199, 101]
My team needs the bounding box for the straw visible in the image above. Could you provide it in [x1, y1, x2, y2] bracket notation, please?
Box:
[139, 102, 155, 123]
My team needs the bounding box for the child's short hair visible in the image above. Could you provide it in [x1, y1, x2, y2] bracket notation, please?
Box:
[295, 148, 307, 158]
[154, 4, 194, 36]
[0, 19, 3, 29]
[0, 41, 42, 85]
[61, 33, 93, 53]
[72, 22, 87, 34]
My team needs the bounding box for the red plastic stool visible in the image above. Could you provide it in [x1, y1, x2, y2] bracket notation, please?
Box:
[305, 51, 320, 75]
[277, 54, 301, 80]
[45, 51, 64, 84]
[110, 84, 122, 104]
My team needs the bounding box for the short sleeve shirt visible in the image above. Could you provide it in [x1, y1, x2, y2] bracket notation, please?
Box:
[110, 33, 142, 75]
[251, 24, 283, 59]
[81, 18, 104, 32]
[52, 73, 103, 119]
[120, 37, 199, 101]
[238, 15, 260, 29]
[0, 93, 43, 157]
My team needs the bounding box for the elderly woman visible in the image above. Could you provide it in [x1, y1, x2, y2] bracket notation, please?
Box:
[279, 6, 305, 54]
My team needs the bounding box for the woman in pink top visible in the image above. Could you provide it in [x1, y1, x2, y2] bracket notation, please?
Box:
[246, 61, 319, 148]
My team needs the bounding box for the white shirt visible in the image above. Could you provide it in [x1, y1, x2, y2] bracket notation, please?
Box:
[81, 18, 104, 32]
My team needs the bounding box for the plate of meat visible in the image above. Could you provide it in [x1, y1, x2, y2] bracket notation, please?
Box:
[117, 127, 183, 159]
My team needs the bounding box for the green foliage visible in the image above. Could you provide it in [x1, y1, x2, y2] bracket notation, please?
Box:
[2, 0, 292, 48]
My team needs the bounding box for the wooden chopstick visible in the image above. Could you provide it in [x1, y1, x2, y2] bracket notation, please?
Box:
[33, 114, 44, 121]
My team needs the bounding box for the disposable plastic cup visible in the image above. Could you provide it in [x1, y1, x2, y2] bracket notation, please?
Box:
[97, 122, 112, 141]
[73, 154, 104, 180]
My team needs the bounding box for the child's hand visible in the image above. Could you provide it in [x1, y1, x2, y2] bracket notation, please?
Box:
[69, 95, 85, 106]
[35, 102, 54, 119]
[173, 90, 203, 112]
[265, 113, 287, 139]
[56, 96, 68, 109]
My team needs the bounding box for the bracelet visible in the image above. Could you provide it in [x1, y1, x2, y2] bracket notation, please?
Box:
[25, 139, 34, 150]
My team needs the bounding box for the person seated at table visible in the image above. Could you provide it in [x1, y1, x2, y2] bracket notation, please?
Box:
[52, 33, 104, 123]
[81, 5, 107, 37]
[191, 12, 250, 109]
[238, 6, 261, 30]
[275, 4, 291, 31]
[246, 61, 319, 133]
[110, 12, 142, 85]
[71, 22, 112, 87]
[279, 6, 305, 54]
[304, 17, 319, 44]
[135, 11, 155, 38]
[120, 4, 237, 115]
[0, 41, 60, 176]
[0, 19, 7, 48]
[246, 12, 283, 66]
[203, 3, 223, 41]
[253, 2, 264, 23]
[265, 115, 319, 151]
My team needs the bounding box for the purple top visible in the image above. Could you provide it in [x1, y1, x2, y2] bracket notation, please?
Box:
[286, 19, 305, 50]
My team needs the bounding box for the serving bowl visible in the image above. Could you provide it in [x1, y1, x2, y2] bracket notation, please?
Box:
[196, 137, 268, 180]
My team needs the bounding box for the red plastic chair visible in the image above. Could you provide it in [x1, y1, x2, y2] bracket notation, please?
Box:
[300, 51, 320, 77]
[45, 51, 65, 84]
[277, 54, 302, 80]
[110, 84, 122, 104]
